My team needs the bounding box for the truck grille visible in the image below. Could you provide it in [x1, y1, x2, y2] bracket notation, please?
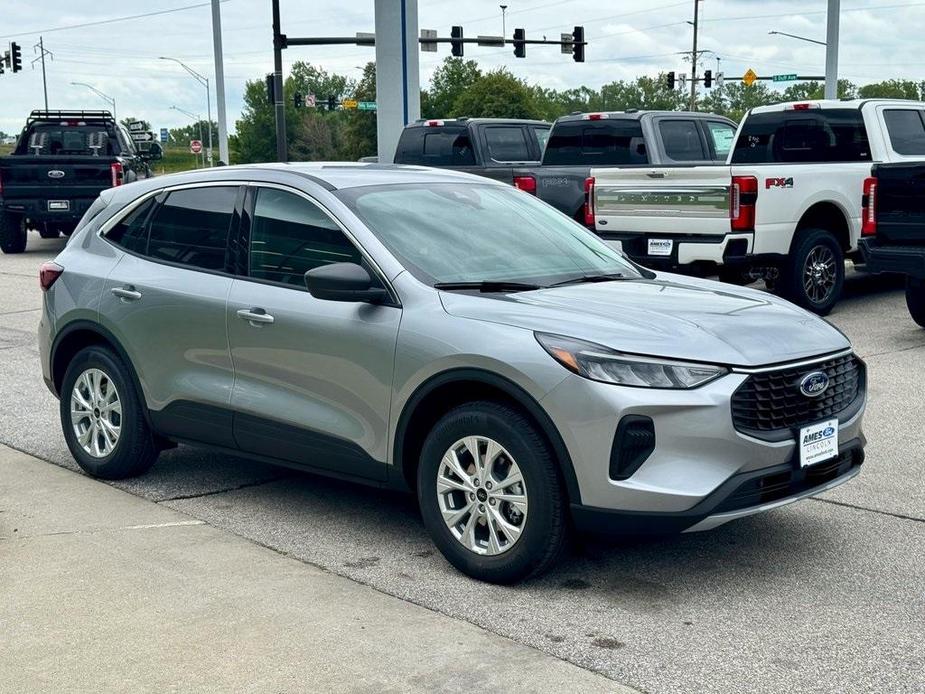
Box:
[731, 353, 864, 439]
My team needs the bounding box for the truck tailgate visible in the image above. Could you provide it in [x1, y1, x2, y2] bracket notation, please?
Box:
[0, 156, 113, 199]
[873, 162, 925, 244]
[591, 165, 731, 235]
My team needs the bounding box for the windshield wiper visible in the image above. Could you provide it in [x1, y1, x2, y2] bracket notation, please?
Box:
[433, 280, 544, 293]
[549, 273, 628, 287]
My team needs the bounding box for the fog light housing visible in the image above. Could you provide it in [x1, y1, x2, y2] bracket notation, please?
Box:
[609, 415, 655, 481]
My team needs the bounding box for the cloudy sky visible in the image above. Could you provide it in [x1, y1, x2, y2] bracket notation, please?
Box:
[1, 0, 922, 136]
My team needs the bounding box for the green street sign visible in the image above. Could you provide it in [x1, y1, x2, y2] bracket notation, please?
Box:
[358, 101, 377, 111]
[772, 73, 798, 82]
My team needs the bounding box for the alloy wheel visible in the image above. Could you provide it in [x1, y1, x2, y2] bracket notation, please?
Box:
[803, 245, 837, 304]
[70, 368, 122, 458]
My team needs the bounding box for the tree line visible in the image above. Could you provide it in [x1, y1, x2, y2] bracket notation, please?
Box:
[220, 57, 924, 163]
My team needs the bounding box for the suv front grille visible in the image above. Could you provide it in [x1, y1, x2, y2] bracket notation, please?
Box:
[731, 353, 863, 439]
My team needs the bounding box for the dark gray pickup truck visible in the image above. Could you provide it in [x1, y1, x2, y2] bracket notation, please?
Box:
[0, 110, 160, 253]
[394, 112, 737, 225]
[859, 161, 925, 326]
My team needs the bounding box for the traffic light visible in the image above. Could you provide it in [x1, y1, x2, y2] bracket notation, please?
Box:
[327, 95, 336, 111]
[10, 42, 22, 73]
[293, 92, 303, 108]
[666, 71, 675, 89]
[513, 28, 526, 58]
[571, 26, 585, 63]
[703, 69, 712, 88]
[450, 26, 464, 57]
[266, 74, 275, 104]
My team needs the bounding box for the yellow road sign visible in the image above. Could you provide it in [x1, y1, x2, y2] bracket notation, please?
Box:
[343, 99, 358, 109]
[742, 68, 758, 87]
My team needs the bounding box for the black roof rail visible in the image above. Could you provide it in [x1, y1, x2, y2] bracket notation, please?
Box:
[27, 109, 115, 126]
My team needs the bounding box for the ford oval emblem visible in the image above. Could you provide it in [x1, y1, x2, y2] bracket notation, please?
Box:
[800, 371, 830, 398]
[48, 170, 65, 179]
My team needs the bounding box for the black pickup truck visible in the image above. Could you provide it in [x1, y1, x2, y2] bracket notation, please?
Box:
[860, 162, 925, 326]
[0, 110, 160, 253]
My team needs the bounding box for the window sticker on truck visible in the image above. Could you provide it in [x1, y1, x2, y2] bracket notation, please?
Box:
[765, 177, 794, 189]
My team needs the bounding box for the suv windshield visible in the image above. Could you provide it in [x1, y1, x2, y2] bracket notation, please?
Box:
[336, 183, 641, 286]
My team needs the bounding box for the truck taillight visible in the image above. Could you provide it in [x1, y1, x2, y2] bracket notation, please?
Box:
[862, 176, 878, 236]
[110, 162, 124, 187]
[583, 177, 596, 226]
[513, 175, 536, 195]
[730, 175, 758, 231]
[39, 262, 63, 292]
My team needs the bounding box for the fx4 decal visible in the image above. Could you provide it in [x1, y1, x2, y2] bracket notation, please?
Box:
[765, 177, 794, 189]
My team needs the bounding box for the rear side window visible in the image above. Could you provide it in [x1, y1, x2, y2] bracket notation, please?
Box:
[395, 128, 476, 166]
[543, 120, 648, 166]
[659, 120, 706, 161]
[532, 126, 550, 153]
[147, 186, 237, 271]
[484, 126, 531, 162]
[706, 121, 736, 160]
[248, 188, 362, 287]
[731, 109, 871, 163]
[106, 197, 156, 254]
[883, 109, 925, 155]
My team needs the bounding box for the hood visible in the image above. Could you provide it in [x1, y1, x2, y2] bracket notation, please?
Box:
[440, 274, 850, 367]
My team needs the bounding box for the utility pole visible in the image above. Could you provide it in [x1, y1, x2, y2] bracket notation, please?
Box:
[689, 0, 700, 111]
[33, 37, 52, 110]
[272, 0, 287, 162]
[211, 0, 230, 165]
[824, 0, 840, 99]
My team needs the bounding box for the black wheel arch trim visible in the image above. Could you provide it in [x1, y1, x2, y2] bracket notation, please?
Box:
[393, 368, 582, 504]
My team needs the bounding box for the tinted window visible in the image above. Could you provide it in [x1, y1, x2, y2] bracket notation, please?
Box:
[18, 124, 114, 156]
[147, 186, 237, 270]
[395, 128, 476, 166]
[884, 109, 925, 155]
[707, 121, 736, 160]
[543, 120, 648, 165]
[659, 120, 707, 161]
[731, 109, 871, 163]
[249, 188, 361, 287]
[484, 126, 531, 161]
[532, 126, 550, 153]
[106, 197, 155, 254]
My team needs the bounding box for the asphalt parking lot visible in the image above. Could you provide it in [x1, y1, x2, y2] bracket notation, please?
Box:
[2, 235, 923, 694]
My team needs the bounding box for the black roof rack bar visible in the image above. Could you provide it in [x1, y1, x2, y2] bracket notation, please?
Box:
[27, 110, 115, 125]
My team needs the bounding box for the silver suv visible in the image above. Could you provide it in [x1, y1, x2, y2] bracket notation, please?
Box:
[39, 164, 867, 583]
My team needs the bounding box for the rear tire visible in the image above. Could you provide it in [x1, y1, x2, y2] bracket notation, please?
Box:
[0, 212, 27, 254]
[417, 401, 568, 583]
[778, 228, 844, 316]
[906, 277, 925, 328]
[60, 345, 159, 480]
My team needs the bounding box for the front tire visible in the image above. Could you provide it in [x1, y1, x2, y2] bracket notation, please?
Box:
[417, 401, 567, 583]
[906, 277, 925, 328]
[60, 345, 159, 480]
[778, 228, 844, 315]
[0, 212, 27, 254]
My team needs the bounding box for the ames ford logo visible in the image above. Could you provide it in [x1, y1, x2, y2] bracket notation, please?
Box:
[47, 170, 66, 179]
[800, 371, 830, 398]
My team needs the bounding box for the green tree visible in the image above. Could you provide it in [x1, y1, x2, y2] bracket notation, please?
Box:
[289, 62, 353, 104]
[450, 68, 542, 119]
[603, 75, 687, 112]
[858, 79, 924, 100]
[780, 79, 857, 101]
[425, 57, 482, 118]
[699, 81, 777, 121]
[342, 62, 378, 160]
[234, 79, 277, 163]
[168, 120, 218, 147]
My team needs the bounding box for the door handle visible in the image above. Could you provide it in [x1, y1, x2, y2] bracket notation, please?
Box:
[111, 286, 142, 301]
[237, 308, 275, 325]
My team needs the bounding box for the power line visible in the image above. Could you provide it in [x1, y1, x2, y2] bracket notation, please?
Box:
[0, 1, 229, 40]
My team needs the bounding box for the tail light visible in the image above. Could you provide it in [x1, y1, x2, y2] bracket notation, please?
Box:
[583, 176, 596, 226]
[582, 113, 609, 121]
[39, 261, 63, 292]
[110, 161, 124, 187]
[730, 175, 758, 231]
[513, 175, 536, 195]
[862, 177, 877, 236]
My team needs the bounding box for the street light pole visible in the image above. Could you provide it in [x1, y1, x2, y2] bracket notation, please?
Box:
[825, 0, 840, 99]
[500, 5, 508, 39]
[71, 82, 116, 121]
[160, 56, 213, 166]
[211, 0, 229, 165]
[689, 0, 701, 111]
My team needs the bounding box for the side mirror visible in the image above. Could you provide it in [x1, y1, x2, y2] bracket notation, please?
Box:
[304, 262, 390, 304]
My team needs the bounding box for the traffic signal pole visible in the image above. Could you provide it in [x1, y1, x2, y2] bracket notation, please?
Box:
[272, 0, 288, 162]
[689, 0, 700, 111]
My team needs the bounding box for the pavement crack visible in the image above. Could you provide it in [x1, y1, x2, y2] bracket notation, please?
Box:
[156, 475, 289, 502]
[1, 519, 206, 541]
[810, 496, 925, 523]
[0, 307, 41, 316]
[860, 342, 925, 360]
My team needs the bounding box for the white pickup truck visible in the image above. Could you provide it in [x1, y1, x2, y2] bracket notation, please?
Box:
[588, 99, 925, 314]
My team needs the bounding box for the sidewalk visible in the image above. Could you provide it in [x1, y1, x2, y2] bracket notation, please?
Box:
[0, 444, 634, 693]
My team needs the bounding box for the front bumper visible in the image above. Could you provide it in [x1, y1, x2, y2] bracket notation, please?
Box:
[571, 439, 863, 535]
[859, 238, 925, 279]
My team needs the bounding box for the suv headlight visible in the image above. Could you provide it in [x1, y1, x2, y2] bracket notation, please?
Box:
[535, 333, 728, 389]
